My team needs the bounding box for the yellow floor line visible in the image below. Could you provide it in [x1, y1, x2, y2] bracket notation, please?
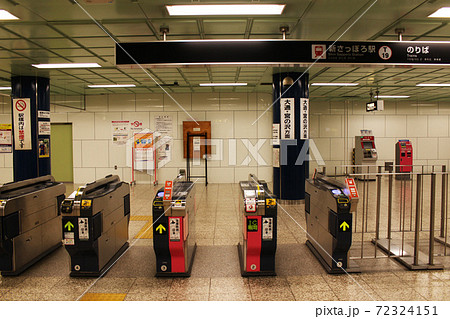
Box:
[130, 215, 152, 221]
[134, 220, 154, 239]
[80, 293, 127, 301]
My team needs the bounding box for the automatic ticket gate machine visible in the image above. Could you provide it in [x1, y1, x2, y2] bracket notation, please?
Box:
[238, 174, 277, 276]
[152, 171, 196, 277]
[354, 135, 378, 179]
[0, 176, 65, 275]
[305, 173, 359, 274]
[395, 140, 413, 180]
[61, 175, 130, 276]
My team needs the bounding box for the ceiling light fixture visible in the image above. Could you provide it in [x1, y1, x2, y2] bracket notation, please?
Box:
[0, 86, 11, 90]
[374, 95, 410, 99]
[0, 10, 19, 20]
[311, 83, 359, 86]
[199, 83, 247, 87]
[416, 83, 450, 87]
[428, 7, 450, 18]
[87, 84, 136, 88]
[166, 4, 285, 16]
[32, 63, 101, 69]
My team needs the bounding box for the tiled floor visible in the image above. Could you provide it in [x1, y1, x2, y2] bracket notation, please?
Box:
[0, 182, 449, 301]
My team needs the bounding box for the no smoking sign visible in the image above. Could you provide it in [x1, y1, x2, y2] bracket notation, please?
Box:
[15, 99, 27, 112]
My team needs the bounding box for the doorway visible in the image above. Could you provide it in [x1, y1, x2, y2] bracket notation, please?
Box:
[51, 123, 73, 182]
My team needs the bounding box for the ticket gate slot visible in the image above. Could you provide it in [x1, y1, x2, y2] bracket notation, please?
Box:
[61, 175, 130, 277]
[354, 135, 378, 180]
[305, 173, 359, 274]
[238, 174, 277, 276]
[152, 171, 196, 277]
[0, 175, 65, 275]
[395, 140, 413, 180]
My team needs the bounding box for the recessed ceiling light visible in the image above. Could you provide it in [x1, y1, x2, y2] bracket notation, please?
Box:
[428, 7, 450, 18]
[0, 86, 11, 90]
[374, 95, 410, 99]
[0, 10, 19, 20]
[88, 84, 136, 88]
[311, 83, 359, 86]
[416, 83, 450, 87]
[166, 4, 285, 16]
[32, 63, 101, 69]
[199, 83, 247, 87]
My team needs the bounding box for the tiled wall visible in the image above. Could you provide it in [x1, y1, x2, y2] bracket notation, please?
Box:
[1, 94, 450, 184]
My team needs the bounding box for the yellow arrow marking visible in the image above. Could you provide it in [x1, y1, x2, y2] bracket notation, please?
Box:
[64, 221, 74, 231]
[340, 221, 350, 231]
[155, 224, 166, 234]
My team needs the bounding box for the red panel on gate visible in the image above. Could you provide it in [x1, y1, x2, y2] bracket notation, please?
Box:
[345, 178, 359, 199]
[169, 217, 185, 273]
[246, 216, 262, 272]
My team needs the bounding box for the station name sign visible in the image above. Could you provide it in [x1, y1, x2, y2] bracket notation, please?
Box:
[116, 40, 450, 66]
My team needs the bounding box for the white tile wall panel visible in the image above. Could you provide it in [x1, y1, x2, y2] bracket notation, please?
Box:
[257, 93, 272, 111]
[363, 115, 386, 137]
[108, 94, 135, 112]
[109, 141, 127, 168]
[418, 102, 439, 115]
[68, 112, 95, 140]
[82, 140, 109, 167]
[164, 93, 192, 112]
[234, 111, 257, 138]
[50, 113, 68, 123]
[122, 112, 150, 132]
[346, 115, 364, 137]
[74, 168, 96, 184]
[330, 101, 346, 115]
[96, 167, 123, 181]
[257, 166, 273, 183]
[247, 93, 257, 110]
[396, 101, 418, 115]
[257, 110, 272, 139]
[73, 140, 82, 168]
[438, 101, 450, 115]
[235, 167, 254, 183]
[206, 111, 233, 138]
[319, 115, 343, 137]
[94, 112, 122, 140]
[385, 115, 407, 137]
[135, 93, 164, 112]
[208, 167, 235, 183]
[417, 138, 438, 160]
[310, 114, 319, 138]
[0, 154, 4, 168]
[86, 95, 108, 112]
[313, 138, 331, 161]
[428, 115, 448, 137]
[122, 167, 132, 183]
[192, 93, 220, 111]
[3, 153, 12, 168]
[438, 138, 450, 160]
[0, 168, 13, 183]
[406, 115, 428, 138]
[311, 101, 330, 115]
[374, 137, 396, 161]
[330, 138, 345, 162]
[381, 100, 396, 115]
[351, 100, 367, 115]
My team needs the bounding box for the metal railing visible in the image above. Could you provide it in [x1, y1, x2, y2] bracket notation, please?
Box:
[319, 164, 449, 270]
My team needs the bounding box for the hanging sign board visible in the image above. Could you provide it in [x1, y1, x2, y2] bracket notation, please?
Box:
[0, 124, 12, 153]
[13, 98, 31, 150]
[280, 98, 294, 140]
[300, 98, 309, 140]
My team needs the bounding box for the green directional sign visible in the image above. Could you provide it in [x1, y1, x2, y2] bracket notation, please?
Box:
[64, 221, 74, 231]
[340, 221, 350, 232]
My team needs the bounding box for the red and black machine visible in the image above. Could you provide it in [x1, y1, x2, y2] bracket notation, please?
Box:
[152, 170, 196, 276]
[395, 140, 413, 180]
[238, 174, 277, 276]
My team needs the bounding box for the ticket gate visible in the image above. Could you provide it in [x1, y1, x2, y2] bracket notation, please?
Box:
[305, 173, 359, 274]
[238, 174, 277, 276]
[61, 175, 130, 277]
[354, 135, 378, 179]
[395, 140, 413, 180]
[152, 171, 196, 276]
[0, 176, 65, 276]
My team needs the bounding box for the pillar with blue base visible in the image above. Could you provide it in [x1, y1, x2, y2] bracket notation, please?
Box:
[272, 72, 309, 200]
[11, 76, 51, 182]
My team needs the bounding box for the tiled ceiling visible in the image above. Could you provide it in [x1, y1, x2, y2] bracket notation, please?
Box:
[0, 0, 450, 100]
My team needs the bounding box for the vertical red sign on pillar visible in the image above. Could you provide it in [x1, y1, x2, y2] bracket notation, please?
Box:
[163, 180, 173, 200]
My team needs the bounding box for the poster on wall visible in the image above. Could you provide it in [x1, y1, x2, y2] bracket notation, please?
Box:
[272, 123, 280, 145]
[38, 121, 51, 135]
[38, 138, 50, 158]
[157, 135, 172, 169]
[300, 98, 309, 140]
[273, 148, 280, 168]
[155, 115, 172, 136]
[280, 98, 294, 140]
[0, 124, 12, 153]
[111, 120, 130, 145]
[13, 98, 32, 150]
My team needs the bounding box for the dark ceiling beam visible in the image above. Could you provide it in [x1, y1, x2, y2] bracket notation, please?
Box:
[244, 18, 253, 39]
[197, 19, 205, 39]
[136, 1, 160, 40]
[289, 0, 316, 38]
[412, 22, 448, 40]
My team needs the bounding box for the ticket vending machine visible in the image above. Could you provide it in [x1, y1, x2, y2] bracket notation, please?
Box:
[354, 135, 378, 179]
[61, 175, 130, 276]
[395, 140, 413, 180]
[152, 170, 196, 277]
[0, 176, 65, 275]
[238, 174, 277, 276]
[305, 172, 359, 274]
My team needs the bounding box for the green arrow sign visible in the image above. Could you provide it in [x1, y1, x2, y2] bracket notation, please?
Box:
[64, 221, 74, 231]
[155, 224, 166, 234]
[340, 221, 350, 231]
